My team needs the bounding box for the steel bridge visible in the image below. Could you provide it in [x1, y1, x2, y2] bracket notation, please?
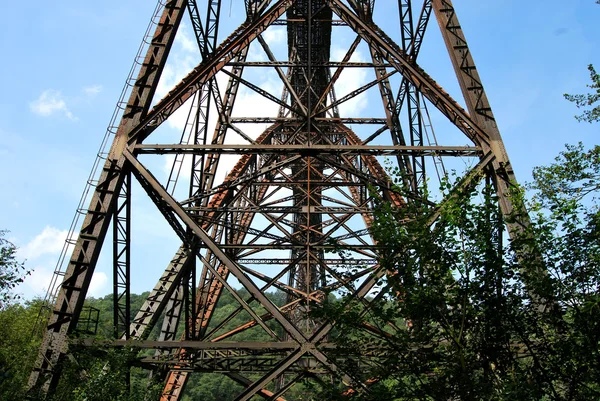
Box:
[28, 1, 528, 400]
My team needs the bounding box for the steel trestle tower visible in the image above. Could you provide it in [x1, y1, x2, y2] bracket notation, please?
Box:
[29, 1, 529, 400]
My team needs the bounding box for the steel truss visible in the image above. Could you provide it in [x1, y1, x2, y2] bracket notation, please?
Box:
[29, 0, 530, 400]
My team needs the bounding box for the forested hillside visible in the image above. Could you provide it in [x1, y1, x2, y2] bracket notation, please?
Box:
[0, 289, 315, 400]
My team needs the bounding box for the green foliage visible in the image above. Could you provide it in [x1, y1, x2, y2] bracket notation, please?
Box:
[564, 64, 600, 123]
[0, 299, 47, 400]
[56, 348, 162, 401]
[0, 230, 30, 309]
[0, 289, 291, 400]
[7, 145, 600, 401]
[314, 146, 600, 400]
[181, 374, 242, 401]
[81, 292, 151, 339]
[563, 2, 599, 122]
[530, 142, 600, 209]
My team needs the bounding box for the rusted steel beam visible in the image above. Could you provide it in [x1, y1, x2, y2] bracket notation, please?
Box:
[135, 143, 481, 156]
[28, 0, 188, 393]
[75, 339, 304, 350]
[398, 0, 426, 192]
[128, 246, 190, 340]
[237, 258, 377, 265]
[432, 0, 526, 232]
[197, 244, 382, 250]
[231, 117, 388, 124]
[227, 61, 390, 67]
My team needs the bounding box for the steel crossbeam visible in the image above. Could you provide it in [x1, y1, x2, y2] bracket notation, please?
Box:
[30, 1, 535, 399]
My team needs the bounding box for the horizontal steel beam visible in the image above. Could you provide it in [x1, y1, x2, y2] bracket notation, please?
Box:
[230, 117, 388, 124]
[135, 144, 481, 156]
[272, 18, 346, 25]
[227, 61, 391, 68]
[185, 206, 374, 213]
[73, 339, 311, 350]
[238, 258, 377, 265]
[201, 244, 381, 250]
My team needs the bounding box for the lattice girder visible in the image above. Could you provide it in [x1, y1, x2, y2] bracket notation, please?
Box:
[28, 1, 530, 400]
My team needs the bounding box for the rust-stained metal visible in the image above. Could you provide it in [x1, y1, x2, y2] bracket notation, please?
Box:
[30, 0, 533, 399]
[28, 0, 187, 393]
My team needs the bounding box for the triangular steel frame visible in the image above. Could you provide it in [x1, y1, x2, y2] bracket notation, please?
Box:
[29, 1, 531, 400]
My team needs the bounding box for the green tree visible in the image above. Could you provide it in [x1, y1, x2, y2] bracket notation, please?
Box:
[0, 231, 29, 310]
[312, 158, 600, 400]
[564, 64, 600, 123]
[563, 1, 600, 123]
[530, 142, 600, 207]
[0, 299, 47, 400]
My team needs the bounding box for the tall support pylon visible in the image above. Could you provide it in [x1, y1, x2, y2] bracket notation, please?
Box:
[29, 0, 531, 399]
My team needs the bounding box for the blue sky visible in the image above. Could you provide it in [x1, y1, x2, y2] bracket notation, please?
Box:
[1, 0, 599, 301]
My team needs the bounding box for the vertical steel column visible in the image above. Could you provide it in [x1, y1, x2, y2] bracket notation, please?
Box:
[183, 251, 198, 340]
[113, 170, 132, 393]
[182, 0, 223, 343]
[113, 169, 131, 340]
[187, 0, 222, 200]
[399, 0, 426, 193]
[368, 45, 415, 193]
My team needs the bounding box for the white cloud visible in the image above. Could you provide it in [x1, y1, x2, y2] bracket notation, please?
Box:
[331, 47, 369, 116]
[17, 226, 110, 298]
[263, 27, 286, 46]
[24, 266, 55, 296]
[83, 84, 103, 96]
[17, 226, 69, 298]
[30, 90, 77, 121]
[88, 272, 108, 297]
[177, 23, 198, 53]
[19, 226, 69, 261]
[155, 24, 201, 131]
[22, 267, 108, 299]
